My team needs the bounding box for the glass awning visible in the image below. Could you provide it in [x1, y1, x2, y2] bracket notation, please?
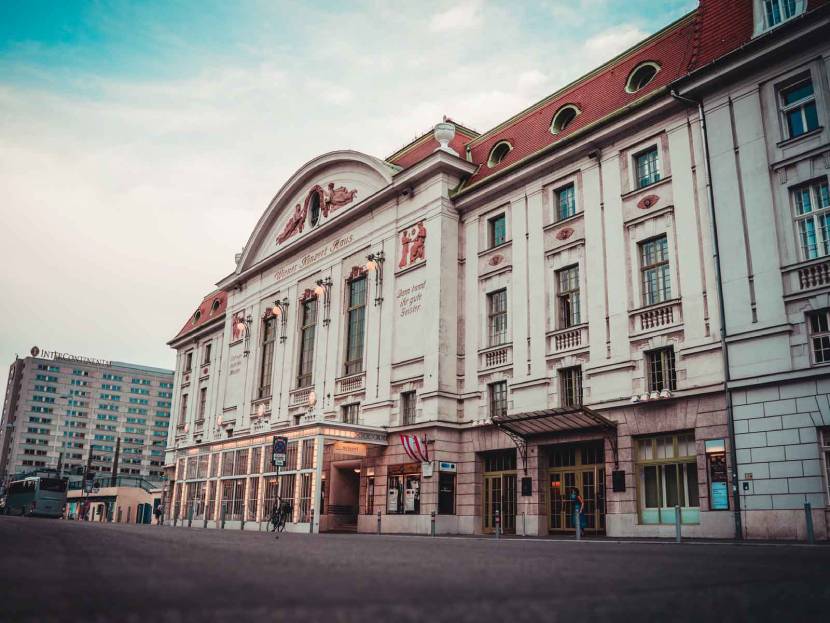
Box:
[491, 406, 616, 438]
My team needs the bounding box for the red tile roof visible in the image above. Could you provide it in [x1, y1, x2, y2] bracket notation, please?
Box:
[173, 290, 227, 340]
[387, 120, 479, 169]
[456, 0, 828, 192]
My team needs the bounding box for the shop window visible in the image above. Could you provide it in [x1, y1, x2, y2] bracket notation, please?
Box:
[780, 76, 819, 139]
[366, 475, 375, 515]
[438, 472, 456, 515]
[488, 213, 507, 248]
[556, 265, 580, 328]
[646, 348, 676, 392]
[249, 447, 262, 474]
[387, 471, 421, 514]
[296, 473, 313, 522]
[792, 179, 830, 260]
[487, 289, 508, 346]
[640, 235, 671, 306]
[221, 450, 235, 477]
[247, 477, 259, 521]
[301, 438, 316, 469]
[279, 473, 297, 521]
[220, 478, 246, 521]
[807, 309, 830, 364]
[635, 433, 699, 525]
[233, 448, 249, 477]
[555, 183, 576, 221]
[488, 381, 508, 419]
[559, 366, 583, 407]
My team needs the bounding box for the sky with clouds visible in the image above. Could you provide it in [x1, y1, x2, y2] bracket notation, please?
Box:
[0, 0, 696, 388]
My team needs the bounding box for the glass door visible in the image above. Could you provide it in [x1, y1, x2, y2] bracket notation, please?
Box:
[548, 467, 604, 533]
[483, 473, 517, 534]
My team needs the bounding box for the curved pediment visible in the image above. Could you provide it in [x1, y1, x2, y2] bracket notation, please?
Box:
[236, 150, 395, 273]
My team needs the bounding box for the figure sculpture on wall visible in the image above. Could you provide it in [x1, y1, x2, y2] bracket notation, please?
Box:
[276, 203, 307, 244]
[398, 221, 426, 269]
[322, 183, 358, 216]
[231, 311, 248, 341]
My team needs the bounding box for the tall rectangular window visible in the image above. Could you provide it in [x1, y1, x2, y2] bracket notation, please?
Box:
[780, 78, 819, 139]
[401, 391, 416, 426]
[184, 352, 193, 373]
[297, 298, 318, 388]
[820, 428, 830, 499]
[635, 147, 660, 188]
[793, 180, 830, 260]
[197, 387, 207, 420]
[203, 343, 212, 365]
[808, 309, 830, 364]
[487, 289, 508, 346]
[640, 235, 671, 306]
[556, 265, 581, 328]
[342, 403, 359, 424]
[259, 316, 276, 398]
[344, 277, 367, 376]
[488, 213, 506, 248]
[555, 183, 576, 221]
[646, 348, 676, 392]
[178, 394, 188, 427]
[489, 381, 508, 418]
[559, 366, 583, 407]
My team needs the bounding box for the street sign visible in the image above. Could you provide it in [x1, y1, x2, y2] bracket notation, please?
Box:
[271, 436, 288, 467]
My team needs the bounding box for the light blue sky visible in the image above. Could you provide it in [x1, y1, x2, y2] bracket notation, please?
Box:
[0, 0, 696, 386]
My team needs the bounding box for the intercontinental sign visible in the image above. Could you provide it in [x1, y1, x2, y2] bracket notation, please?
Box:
[30, 346, 112, 367]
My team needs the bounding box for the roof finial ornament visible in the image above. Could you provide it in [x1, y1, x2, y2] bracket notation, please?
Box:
[434, 120, 457, 156]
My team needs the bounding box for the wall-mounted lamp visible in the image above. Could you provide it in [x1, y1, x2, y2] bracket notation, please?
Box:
[366, 250, 385, 306]
[315, 277, 333, 326]
[271, 297, 290, 342]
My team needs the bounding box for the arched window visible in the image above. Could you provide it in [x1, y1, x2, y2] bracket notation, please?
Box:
[626, 62, 660, 93]
[308, 190, 322, 227]
[487, 141, 513, 167]
[550, 104, 581, 135]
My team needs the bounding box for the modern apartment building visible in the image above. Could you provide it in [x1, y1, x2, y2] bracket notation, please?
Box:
[164, 0, 830, 539]
[0, 349, 174, 484]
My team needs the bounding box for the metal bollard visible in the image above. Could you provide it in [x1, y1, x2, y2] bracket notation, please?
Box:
[203, 514, 208, 529]
[522, 512, 526, 537]
[495, 509, 501, 539]
[675, 505, 682, 543]
[430, 511, 436, 537]
[575, 508, 581, 541]
[221, 505, 226, 530]
[188, 506, 193, 528]
[377, 510, 382, 535]
[805, 502, 815, 544]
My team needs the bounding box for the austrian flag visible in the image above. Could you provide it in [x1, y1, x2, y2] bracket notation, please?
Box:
[400, 434, 429, 463]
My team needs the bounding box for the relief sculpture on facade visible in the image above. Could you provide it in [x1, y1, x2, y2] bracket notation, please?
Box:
[322, 183, 358, 217]
[399, 221, 427, 269]
[276, 183, 358, 245]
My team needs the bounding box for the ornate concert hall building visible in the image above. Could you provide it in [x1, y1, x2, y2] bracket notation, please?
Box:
[165, 0, 830, 539]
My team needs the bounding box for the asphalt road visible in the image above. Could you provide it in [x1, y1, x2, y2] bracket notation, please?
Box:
[1, 517, 829, 622]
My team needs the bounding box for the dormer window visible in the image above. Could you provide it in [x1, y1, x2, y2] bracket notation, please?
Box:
[550, 104, 580, 135]
[625, 62, 660, 94]
[192, 309, 202, 323]
[755, 0, 805, 34]
[487, 141, 512, 167]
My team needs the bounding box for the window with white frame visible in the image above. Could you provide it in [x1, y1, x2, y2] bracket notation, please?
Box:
[488, 213, 507, 248]
[646, 348, 676, 393]
[559, 366, 583, 407]
[820, 428, 830, 499]
[401, 391, 416, 426]
[636, 433, 699, 525]
[757, 0, 805, 32]
[635, 147, 660, 188]
[807, 309, 830, 364]
[556, 265, 581, 328]
[779, 77, 819, 139]
[793, 179, 830, 260]
[489, 381, 508, 418]
[487, 289, 508, 346]
[555, 183, 576, 221]
[640, 235, 671, 306]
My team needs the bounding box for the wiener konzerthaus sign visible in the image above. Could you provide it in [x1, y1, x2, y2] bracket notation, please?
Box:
[30, 346, 112, 367]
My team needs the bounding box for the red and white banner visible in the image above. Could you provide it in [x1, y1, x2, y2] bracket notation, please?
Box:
[400, 434, 429, 463]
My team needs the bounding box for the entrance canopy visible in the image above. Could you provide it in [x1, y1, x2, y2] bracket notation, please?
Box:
[491, 406, 616, 438]
[491, 406, 618, 471]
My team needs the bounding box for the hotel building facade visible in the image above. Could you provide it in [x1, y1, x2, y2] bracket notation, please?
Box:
[0, 351, 174, 484]
[164, 0, 830, 539]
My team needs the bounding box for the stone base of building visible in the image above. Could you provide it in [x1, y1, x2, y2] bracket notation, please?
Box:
[741, 508, 829, 540]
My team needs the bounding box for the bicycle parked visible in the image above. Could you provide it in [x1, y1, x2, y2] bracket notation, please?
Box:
[269, 497, 292, 533]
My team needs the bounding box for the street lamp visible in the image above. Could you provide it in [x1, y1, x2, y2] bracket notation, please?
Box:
[315, 277, 333, 325]
[271, 297, 290, 342]
[366, 250, 385, 306]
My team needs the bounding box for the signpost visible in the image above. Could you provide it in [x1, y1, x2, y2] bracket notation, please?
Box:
[271, 436, 288, 468]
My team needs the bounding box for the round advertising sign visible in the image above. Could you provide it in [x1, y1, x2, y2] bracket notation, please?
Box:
[30, 346, 40, 357]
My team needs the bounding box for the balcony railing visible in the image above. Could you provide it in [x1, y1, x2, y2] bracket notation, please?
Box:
[336, 373, 366, 395]
[479, 344, 512, 370]
[289, 387, 312, 407]
[798, 260, 830, 290]
[629, 300, 681, 336]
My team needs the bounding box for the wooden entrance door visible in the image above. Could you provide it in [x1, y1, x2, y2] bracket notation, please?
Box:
[548, 466, 605, 533]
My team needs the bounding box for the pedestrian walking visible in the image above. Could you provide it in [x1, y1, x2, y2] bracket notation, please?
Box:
[154, 503, 164, 526]
[571, 487, 586, 531]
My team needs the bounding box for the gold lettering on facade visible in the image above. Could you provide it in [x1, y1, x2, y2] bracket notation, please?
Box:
[274, 234, 354, 282]
[397, 280, 425, 318]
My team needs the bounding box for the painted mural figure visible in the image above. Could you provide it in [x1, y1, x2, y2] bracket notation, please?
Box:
[409, 221, 426, 263]
[399, 229, 412, 268]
